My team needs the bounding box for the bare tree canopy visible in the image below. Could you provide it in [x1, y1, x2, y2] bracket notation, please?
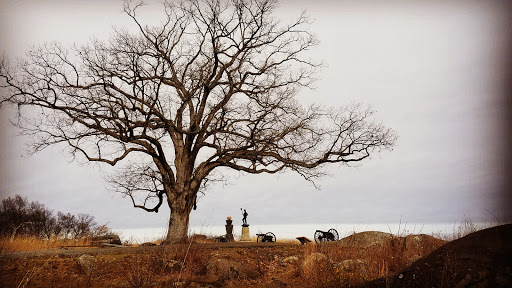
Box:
[0, 0, 396, 243]
[0, 194, 109, 240]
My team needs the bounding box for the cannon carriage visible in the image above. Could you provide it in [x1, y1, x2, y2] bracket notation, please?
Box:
[256, 232, 276, 243]
[314, 228, 339, 243]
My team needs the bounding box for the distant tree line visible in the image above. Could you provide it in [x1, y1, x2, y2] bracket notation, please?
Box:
[0, 195, 111, 240]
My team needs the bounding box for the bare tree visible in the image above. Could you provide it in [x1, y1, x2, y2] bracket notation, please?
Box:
[72, 213, 97, 239]
[57, 212, 76, 240]
[0, 195, 30, 237]
[0, 0, 396, 243]
[0, 195, 101, 240]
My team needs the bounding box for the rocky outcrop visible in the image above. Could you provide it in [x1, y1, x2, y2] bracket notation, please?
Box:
[90, 234, 122, 246]
[301, 253, 330, 278]
[76, 254, 95, 275]
[360, 224, 512, 288]
[336, 259, 366, 273]
[280, 255, 300, 266]
[206, 259, 259, 280]
[338, 231, 446, 264]
[338, 231, 393, 248]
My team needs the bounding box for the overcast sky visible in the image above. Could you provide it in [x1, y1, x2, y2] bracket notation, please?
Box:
[1, 0, 510, 235]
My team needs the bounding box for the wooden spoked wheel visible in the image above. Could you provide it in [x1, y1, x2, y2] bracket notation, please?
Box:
[314, 230, 324, 243]
[327, 228, 339, 241]
[265, 232, 276, 242]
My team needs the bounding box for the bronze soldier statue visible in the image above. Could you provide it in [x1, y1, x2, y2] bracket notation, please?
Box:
[241, 208, 248, 226]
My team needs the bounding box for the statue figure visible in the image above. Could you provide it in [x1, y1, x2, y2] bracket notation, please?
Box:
[239, 208, 251, 241]
[241, 208, 248, 226]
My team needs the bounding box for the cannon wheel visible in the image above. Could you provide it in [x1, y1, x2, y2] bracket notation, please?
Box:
[314, 230, 324, 243]
[265, 232, 276, 243]
[328, 228, 339, 241]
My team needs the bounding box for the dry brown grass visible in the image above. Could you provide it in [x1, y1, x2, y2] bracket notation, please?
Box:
[120, 240, 213, 287]
[7, 222, 501, 288]
[1, 236, 92, 252]
[0, 232, 446, 287]
[297, 232, 446, 288]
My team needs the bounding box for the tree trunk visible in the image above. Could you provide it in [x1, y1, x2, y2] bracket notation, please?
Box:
[163, 158, 198, 244]
[163, 184, 195, 244]
[164, 209, 190, 244]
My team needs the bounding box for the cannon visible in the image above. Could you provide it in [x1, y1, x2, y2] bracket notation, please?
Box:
[256, 232, 276, 243]
[314, 229, 339, 243]
[214, 235, 230, 242]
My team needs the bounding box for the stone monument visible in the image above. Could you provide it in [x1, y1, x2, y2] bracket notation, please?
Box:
[240, 208, 251, 241]
[225, 217, 235, 242]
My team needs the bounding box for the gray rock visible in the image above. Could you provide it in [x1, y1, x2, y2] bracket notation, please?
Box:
[90, 234, 122, 246]
[206, 259, 258, 280]
[338, 231, 393, 248]
[77, 254, 95, 275]
[336, 259, 366, 273]
[301, 253, 330, 278]
[280, 256, 300, 266]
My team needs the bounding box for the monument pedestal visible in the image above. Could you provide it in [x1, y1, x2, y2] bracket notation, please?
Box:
[225, 219, 235, 242]
[240, 225, 251, 242]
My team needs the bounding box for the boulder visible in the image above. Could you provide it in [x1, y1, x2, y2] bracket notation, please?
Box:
[336, 259, 366, 273]
[301, 253, 331, 278]
[403, 234, 447, 263]
[281, 256, 300, 266]
[206, 259, 258, 280]
[77, 254, 95, 275]
[90, 234, 122, 246]
[360, 224, 512, 288]
[338, 231, 393, 248]
[404, 234, 446, 251]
